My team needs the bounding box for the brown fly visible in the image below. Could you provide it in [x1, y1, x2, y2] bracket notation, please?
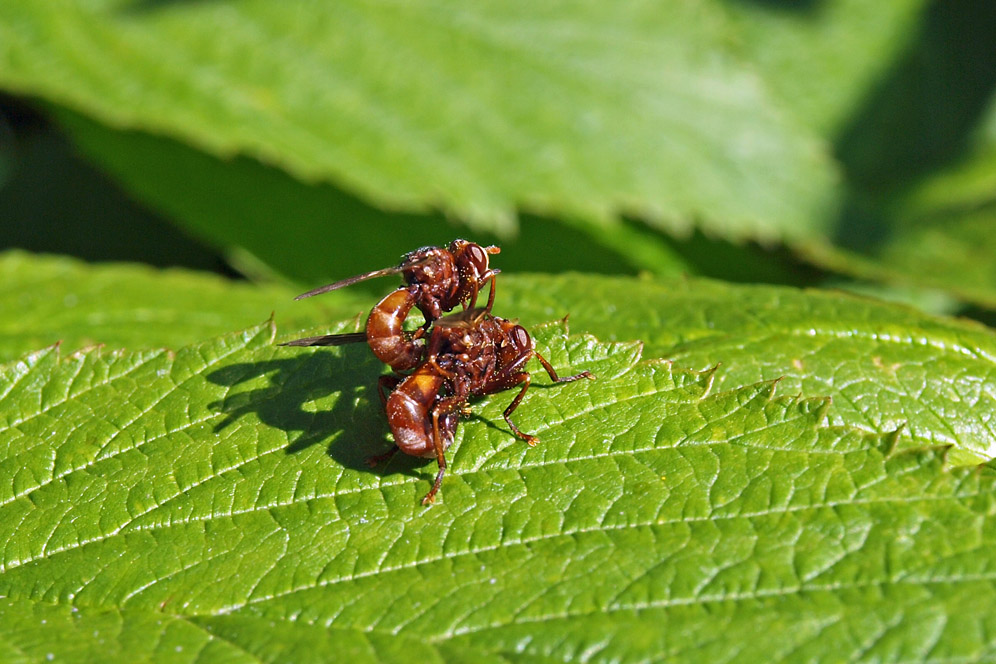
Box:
[379, 306, 594, 504]
[280, 239, 592, 505]
[281, 240, 500, 371]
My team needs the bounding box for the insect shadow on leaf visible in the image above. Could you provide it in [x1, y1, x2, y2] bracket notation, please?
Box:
[204, 344, 433, 477]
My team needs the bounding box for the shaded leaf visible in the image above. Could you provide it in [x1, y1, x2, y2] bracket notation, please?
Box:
[726, 0, 996, 311]
[0, 126, 225, 272]
[801, 96, 996, 310]
[50, 110, 686, 284]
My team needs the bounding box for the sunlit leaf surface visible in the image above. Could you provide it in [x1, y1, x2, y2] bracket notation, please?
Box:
[2, 254, 996, 662]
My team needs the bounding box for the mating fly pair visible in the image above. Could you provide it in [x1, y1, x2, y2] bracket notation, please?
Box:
[282, 239, 593, 504]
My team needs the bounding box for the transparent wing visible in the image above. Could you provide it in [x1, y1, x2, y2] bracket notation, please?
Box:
[279, 332, 368, 347]
[293, 267, 403, 300]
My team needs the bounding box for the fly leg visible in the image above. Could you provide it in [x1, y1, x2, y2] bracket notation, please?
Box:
[494, 353, 593, 447]
[501, 372, 540, 446]
[484, 271, 498, 313]
[534, 351, 594, 383]
[421, 396, 467, 505]
[467, 269, 499, 311]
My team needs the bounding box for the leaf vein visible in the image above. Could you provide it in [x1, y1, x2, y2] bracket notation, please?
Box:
[223, 490, 985, 613]
[1, 351, 155, 433]
[0, 341, 250, 510]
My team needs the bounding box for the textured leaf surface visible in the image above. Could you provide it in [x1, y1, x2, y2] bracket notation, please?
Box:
[0, 0, 837, 242]
[0, 250, 368, 363]
[7, 251, 996, 464]
[502, 273, 996, 465]
[4, 256, 996, 661]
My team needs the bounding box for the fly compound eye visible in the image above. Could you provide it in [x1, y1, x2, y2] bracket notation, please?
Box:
[467, 244, 489, 273]
[512, 326, 531, 349]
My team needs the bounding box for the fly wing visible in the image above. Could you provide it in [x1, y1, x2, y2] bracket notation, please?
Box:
[294, 249, 449, 300]
[279, 332, 368, 347]
[433, 307, 490, 328]
[293, 267, 404, 300]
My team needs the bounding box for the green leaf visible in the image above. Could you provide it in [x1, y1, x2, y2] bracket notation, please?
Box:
[7, 251, 996, 463]
[724, 0, 996, 311]
[0, 250, 368, 363]
[0, 126, 230, 273]
[503, 273, 996, 464]
[725, 0, 927, 134]
[49, 109, 689, 284]
[4, 254, 996, 661]
[0, 0, 838, 242]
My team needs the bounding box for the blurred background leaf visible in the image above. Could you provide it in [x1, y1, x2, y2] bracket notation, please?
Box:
[0, 0, 839, 246]
[804, 96, 996, 309]
[2, 0, 993, 313]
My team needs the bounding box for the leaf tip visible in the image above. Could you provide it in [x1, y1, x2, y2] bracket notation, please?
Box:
[67, 343, 104, 360]
[880, 423, 907, 458]
[700, 363, 720, 398]
[264, 316, 278, 342]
